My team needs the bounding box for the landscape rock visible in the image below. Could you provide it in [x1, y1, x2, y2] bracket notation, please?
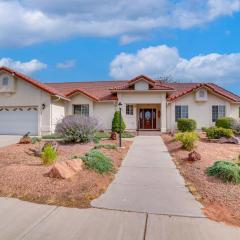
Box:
[219, 137, 240, 144]
[188, 151, 201, 161]
[48, 159, 83, 179]
[111, 132, 117, 140]
[48, 161, 75, 179]
[19, 136, 32, 144]
[66, 159, 83, 172]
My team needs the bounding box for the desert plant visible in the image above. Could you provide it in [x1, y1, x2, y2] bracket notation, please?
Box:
[41, 144, 57, 166]
[206, 161, 240, 184]
[81, 150, 114, 174]
[205, 127, 233, 139]
[175, 132, 199, 151]
[31, 137, 41, 144]
[177, 118, 197, 132]
[55, 115, 99, 143]
[216, 117, 235, 129]
[94, 144, 117, 150]
[112, 111, 126, 133]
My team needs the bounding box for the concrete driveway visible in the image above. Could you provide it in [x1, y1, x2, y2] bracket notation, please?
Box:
[0, 135, 21, 147]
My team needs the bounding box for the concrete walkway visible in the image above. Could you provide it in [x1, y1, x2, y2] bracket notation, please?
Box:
[92, 136, 203, 217]
[0, 135, 21, 147]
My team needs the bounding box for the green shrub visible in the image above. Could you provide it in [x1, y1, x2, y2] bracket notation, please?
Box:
[206, 161, 240, 184]
[31, 137, 41, 144]
[216, 117, 235, 129]
[122, 132, 134, 138]
[177, 118, 197, 132]
[41, 144, 57, 166]
[205, 127, 233, 139]
[94, 144, 117, 150]
[112, 111, 126, 133]
[202, 127, 207, 132]
[175, 132, 199, 151]
[94, 131, 110, 139]
[81, 150, 114, 174]
[42, 133, 62, 140]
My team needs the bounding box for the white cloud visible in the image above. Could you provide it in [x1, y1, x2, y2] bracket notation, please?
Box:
[109, 45, 240, 85]
[57, 59, 76, 69]
[119, 35, 144, 45]
[0, 58, 47, 75]
[0, 0, 239, 46]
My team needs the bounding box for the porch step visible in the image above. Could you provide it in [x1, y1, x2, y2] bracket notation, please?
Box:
[137, 131, 161, 136]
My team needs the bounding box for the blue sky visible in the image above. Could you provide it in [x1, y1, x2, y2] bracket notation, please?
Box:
[0, 0, 240, 95]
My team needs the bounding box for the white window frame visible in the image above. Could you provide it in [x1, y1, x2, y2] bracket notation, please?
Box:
[73, 104, 89, 116]
[212, 105, 226, 122]
[2, 76, 9, 86]
[175, 105, 189, 121]
[126, 104, 134, 115]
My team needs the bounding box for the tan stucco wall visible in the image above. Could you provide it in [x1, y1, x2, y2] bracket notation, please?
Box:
[0, 75, 51, 135]
[167, 90, 240, 130]
[66, 93, 94, 116]
[93, 102, 116, 130]
[51, 98, 66, 132]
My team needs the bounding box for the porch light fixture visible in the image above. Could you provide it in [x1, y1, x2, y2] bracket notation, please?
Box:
[118, 102, 123, 147]
[42, 103, 46, 110]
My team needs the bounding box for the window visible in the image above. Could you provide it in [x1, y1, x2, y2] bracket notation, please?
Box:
[199, 89, 205, 98]
[175, 105, 188, 121]
[126, 104, 133, 115]
[212, 105, 226, 122]
[2, 76, 9, 86]
[74, 104, 89, 116]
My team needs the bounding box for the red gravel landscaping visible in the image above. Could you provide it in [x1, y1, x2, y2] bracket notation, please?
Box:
[0, 139, 132, 208]
[162, 133, 240, 227]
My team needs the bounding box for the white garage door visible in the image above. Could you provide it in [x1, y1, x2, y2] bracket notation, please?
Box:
[0, 107, 38, 135]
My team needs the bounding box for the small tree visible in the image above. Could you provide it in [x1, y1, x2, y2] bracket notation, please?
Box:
[112, 111, 126, 133]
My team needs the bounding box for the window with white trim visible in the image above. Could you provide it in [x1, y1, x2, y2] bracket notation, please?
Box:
[175, 105, 188, 121]
[126, 104, 134, 115]
[2, 76, 9, 86]
[212, 105, 226, 122]
[74, 104, 89, 116]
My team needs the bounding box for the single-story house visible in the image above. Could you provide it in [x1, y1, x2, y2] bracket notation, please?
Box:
[0, 66, 240, 136]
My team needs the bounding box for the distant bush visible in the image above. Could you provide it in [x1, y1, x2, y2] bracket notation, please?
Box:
[31, 137, 41, 144]
[81, 150, 114, 174]
[112, 111, 126, 133]
[177, 118, 197, 132]
[205, 127, 233, 139]
[42, 133, 63, 140]
[175, 132, 199, 151]
[232, 120, 240, 135]
[216, 117, 235, 129]
[94, 144, 117, 150]
[55, 115, 99, 143]
[206, 161, 240, 184]
[41, 144, 57, 166]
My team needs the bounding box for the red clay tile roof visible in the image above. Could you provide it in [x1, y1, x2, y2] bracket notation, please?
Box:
[1, 67, 239, 103]
[0, 66, 68, 100]
[166, 83, 240, 103]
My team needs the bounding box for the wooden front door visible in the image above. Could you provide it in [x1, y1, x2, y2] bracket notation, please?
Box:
[139, 109, 156, 129]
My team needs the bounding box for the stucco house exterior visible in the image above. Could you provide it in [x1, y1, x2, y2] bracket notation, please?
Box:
[0, 66, 240, 136]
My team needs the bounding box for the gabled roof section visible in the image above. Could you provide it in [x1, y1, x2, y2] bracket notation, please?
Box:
[0, 66, 69, 100]
[66, 88, 99, 101]
[111, 75, 175, 91]
[167, 83, 240, 103]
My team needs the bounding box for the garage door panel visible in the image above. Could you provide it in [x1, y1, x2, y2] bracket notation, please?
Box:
[0, 107, 38, 135]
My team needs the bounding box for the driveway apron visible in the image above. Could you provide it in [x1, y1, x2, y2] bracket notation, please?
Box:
[92, 136, 204, 217]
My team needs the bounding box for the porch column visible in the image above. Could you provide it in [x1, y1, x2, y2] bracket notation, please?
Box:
[161, 96, 167, 132]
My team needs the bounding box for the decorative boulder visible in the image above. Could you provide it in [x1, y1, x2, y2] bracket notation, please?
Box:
[111, 132, 117, 140]
[19, 132, 32, 144]
[219, 137, 240, 144]
[48, 159, 83, 179]
[188, 151, 201, 161]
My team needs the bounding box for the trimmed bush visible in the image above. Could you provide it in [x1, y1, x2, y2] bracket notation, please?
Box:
[177, 118, 197, 132]
[81, 150, 114, 174]
[94, 144, 117, 150]
[216, 117, 235, 129]
[112, 111, 126, 133]
[205, 127, 233, 139]
[55, 115, 99, 143]
[206, 161, 240, 184]
[175, 132, 199, 151]
[41, 144, 57, 166]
